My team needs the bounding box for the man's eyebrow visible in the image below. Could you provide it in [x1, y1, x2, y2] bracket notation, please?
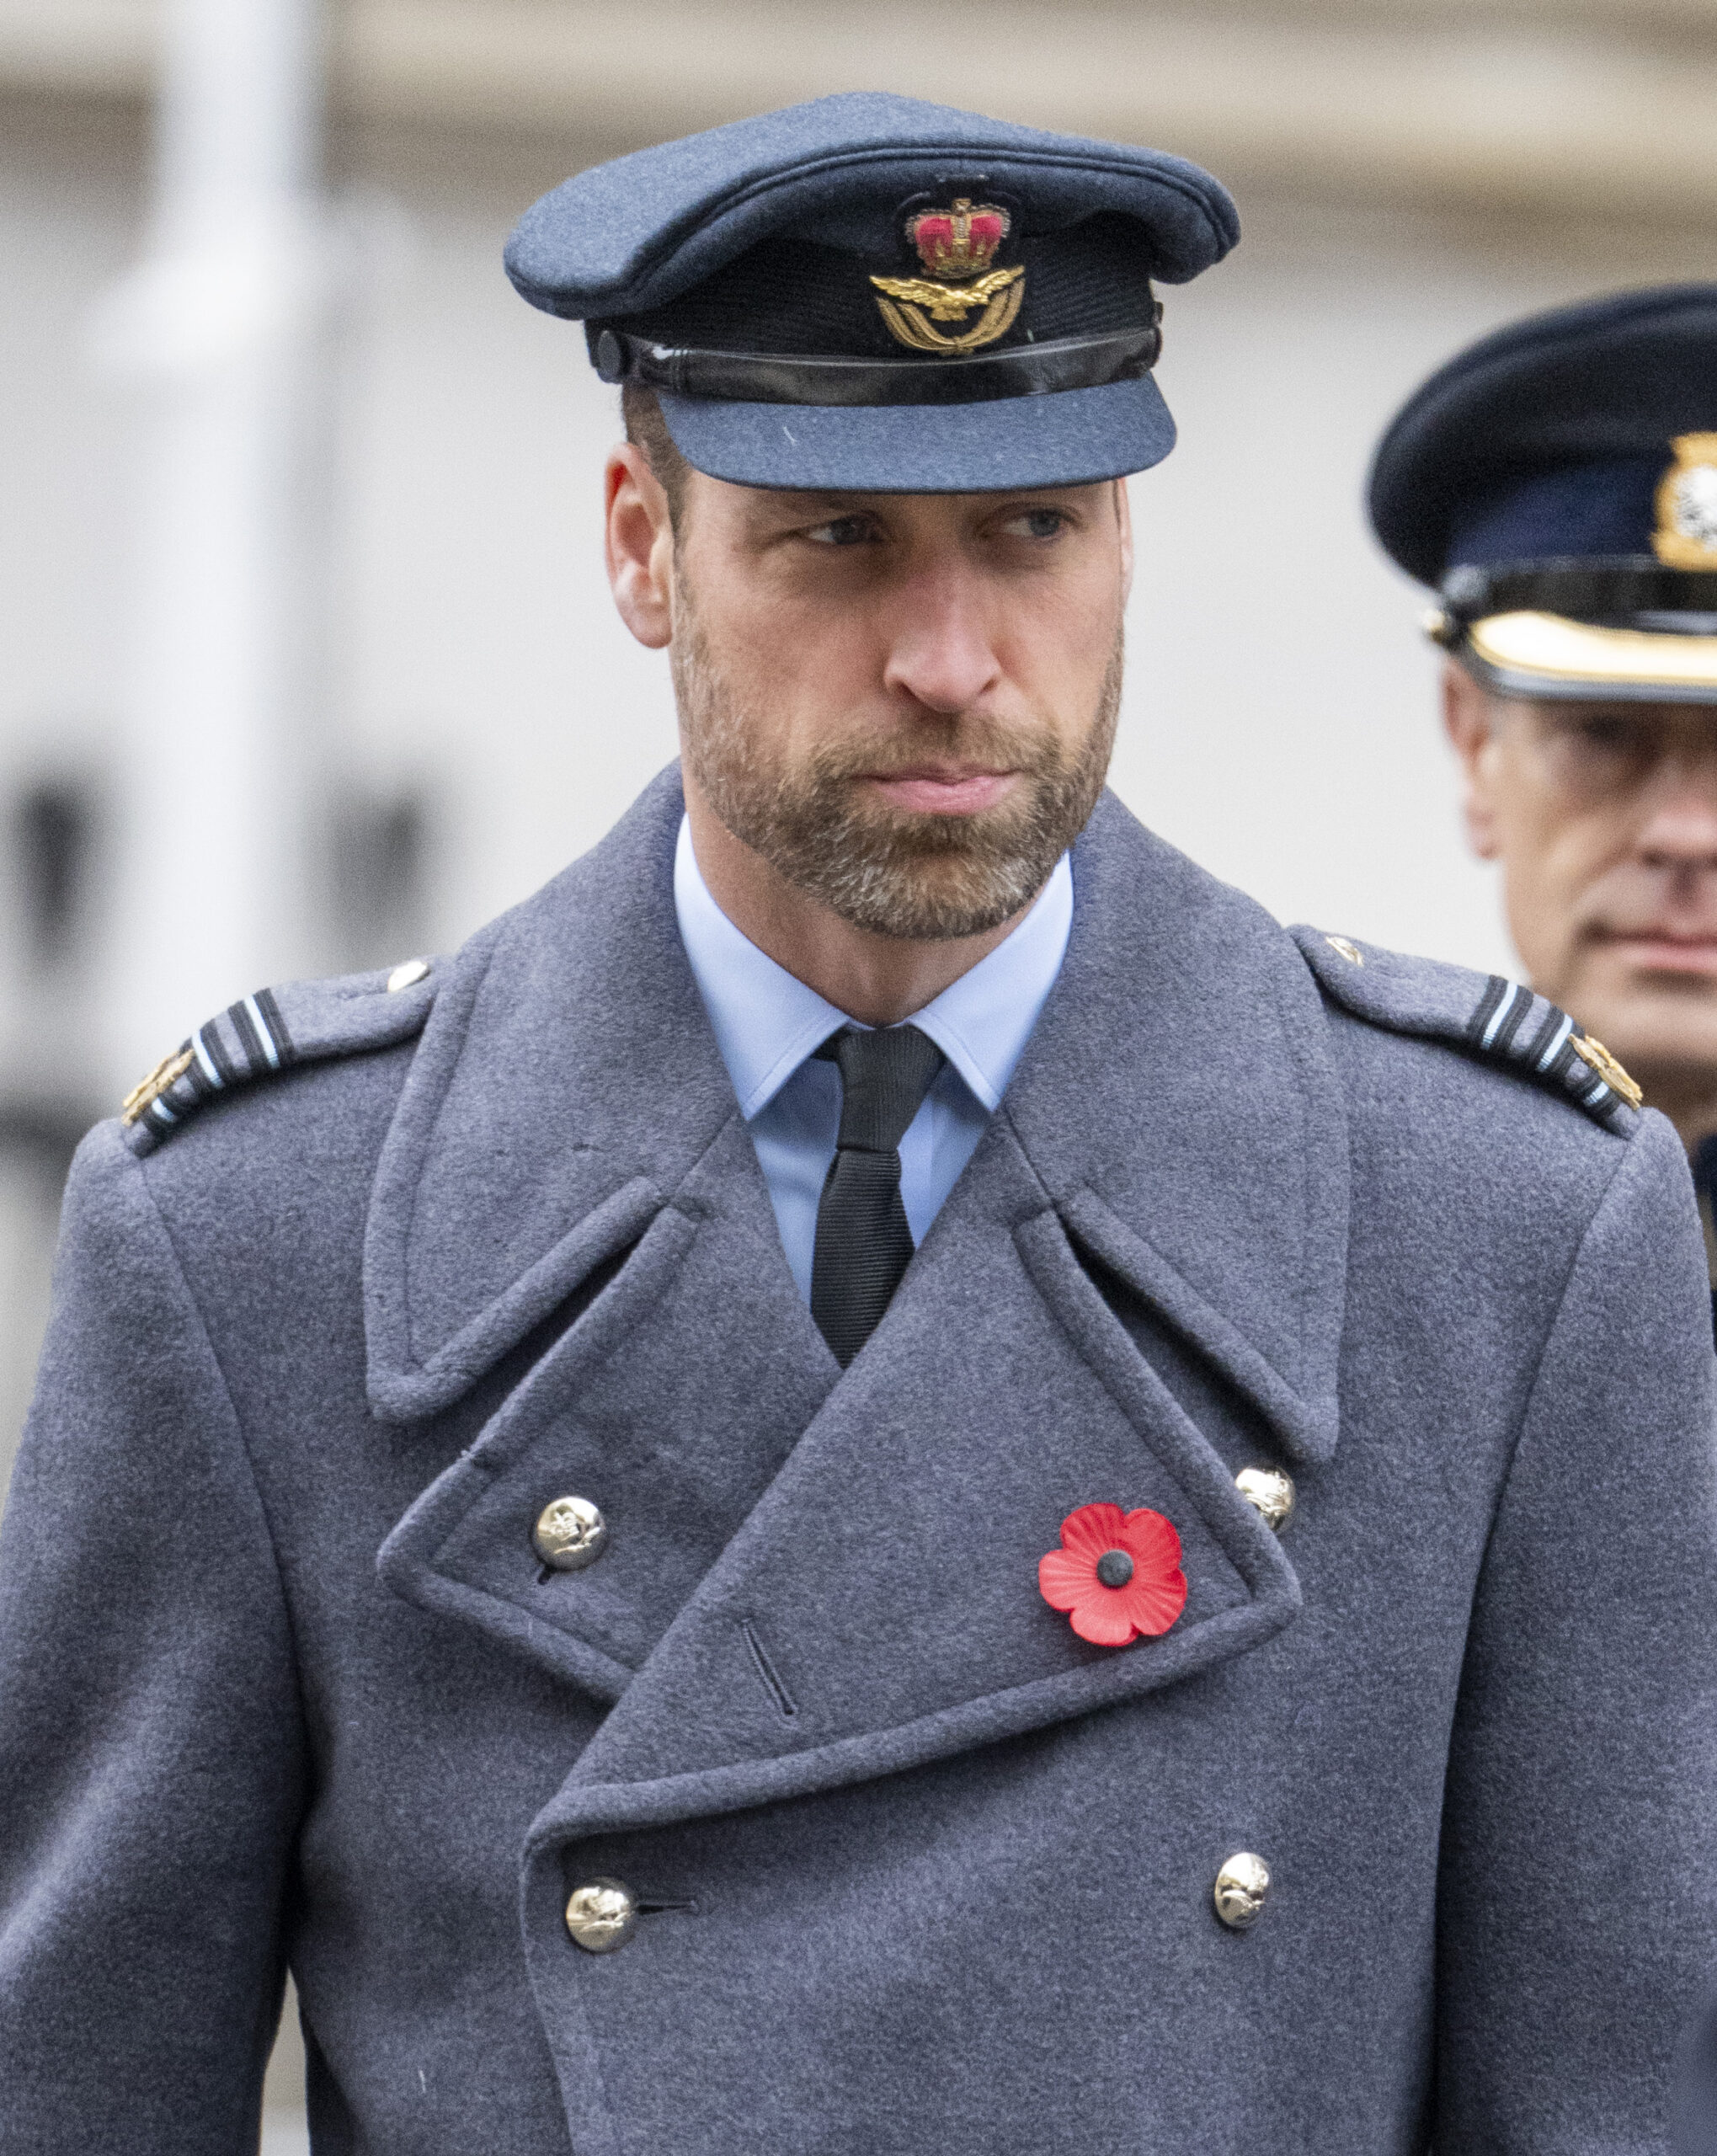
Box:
[751, 492, 874, 515]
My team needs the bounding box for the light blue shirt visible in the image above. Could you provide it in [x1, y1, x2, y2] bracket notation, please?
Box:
[674, 814, 1074, 1302]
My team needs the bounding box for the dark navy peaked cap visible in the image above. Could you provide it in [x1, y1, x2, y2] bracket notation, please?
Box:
[1368, 284, 1717, 703]
[504, 91, 1239, 492]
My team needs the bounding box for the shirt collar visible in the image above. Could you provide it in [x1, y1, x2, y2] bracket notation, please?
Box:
[674, 814, 1073, 1120]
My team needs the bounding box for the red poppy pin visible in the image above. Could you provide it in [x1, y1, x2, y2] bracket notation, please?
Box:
[1038, 1502, 1188, 1647]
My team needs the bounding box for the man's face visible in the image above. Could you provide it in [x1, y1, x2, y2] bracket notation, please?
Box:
[659, 473, 1131, 940]
[1445, 661, 1717, 1086]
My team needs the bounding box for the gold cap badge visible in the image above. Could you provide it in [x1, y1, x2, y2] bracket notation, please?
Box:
[871, 198, 1025, 355]
[1653, 434, 1717, 570]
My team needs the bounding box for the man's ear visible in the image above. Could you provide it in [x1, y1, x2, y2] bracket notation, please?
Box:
[1442, 657, 1504, 861]
[605, 444, 676, 650]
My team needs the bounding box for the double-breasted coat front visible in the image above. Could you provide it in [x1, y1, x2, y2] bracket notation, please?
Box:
[2, 771, 1714, 2153]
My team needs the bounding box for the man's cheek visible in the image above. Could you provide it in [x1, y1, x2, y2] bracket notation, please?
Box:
[1498, 816, 1582, 990]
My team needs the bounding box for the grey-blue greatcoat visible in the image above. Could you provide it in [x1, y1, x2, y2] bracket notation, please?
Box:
[3, 770, 1714, 2153]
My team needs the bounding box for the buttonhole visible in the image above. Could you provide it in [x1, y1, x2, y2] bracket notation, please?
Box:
[637, 1898, 698, 1917]
[740, 1617, 797, 1721]
[536, 1564, 557, 1587]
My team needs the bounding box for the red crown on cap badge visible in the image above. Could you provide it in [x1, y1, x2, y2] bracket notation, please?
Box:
[906, 199, 1009, 280]
[870, 197, 1026, 355]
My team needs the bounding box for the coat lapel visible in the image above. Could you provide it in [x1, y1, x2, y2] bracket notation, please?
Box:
[512, 793, 1347, 1841]
[525, 1118, 1305, 1842]
[1003, 793, 1349, 1468]
[366, 776, 1347, 1787]
[365, 766, 744, 1422]
[368, 766, 844, 1697]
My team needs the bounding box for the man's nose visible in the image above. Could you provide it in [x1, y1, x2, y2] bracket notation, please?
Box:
[1636, 756, 1717, 871]
[879, 573, 1005, 714]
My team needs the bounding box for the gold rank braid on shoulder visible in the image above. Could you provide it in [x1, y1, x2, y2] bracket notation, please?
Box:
[120, 1047, 194, 1128]
[118, 984, 301, 1150]
[1462, 973, 1644, 1125]
[1570, 1032, 1644, 1110]
[1292, 927, 1643, 1137]
[118, 968, 435, 1155]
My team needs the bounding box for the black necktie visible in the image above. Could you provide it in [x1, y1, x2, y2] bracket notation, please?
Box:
[809, 1025, 946, 1367]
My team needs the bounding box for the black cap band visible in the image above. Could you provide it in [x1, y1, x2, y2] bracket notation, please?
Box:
[1442, 558, 1717, 628]
[593, 323, 1162, 408]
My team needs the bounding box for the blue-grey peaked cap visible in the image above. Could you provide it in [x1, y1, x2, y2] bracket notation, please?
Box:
[504, 92, 1240, 493]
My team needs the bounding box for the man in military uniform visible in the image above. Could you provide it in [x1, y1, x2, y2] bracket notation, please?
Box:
[3, 97, 1714, 2154]
[1368, 286, 1717, 1330]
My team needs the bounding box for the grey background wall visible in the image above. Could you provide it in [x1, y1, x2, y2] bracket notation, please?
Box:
[2, 5, 1714, 2143]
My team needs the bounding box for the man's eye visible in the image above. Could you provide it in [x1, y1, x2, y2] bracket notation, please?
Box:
[1004, 509, 1069, 541]
[1538, 710, 1661, 796]
[1571, 716, 1637, 752]
[803, 517, 875, 547]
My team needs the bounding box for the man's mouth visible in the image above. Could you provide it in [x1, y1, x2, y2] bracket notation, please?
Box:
[1593, 927, 1717, 978]
[859, 765, 1020, 816]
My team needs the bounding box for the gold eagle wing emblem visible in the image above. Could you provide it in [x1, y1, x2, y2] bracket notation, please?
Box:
[868, 265, 1024, 323]
[868, 263, 1026, 355]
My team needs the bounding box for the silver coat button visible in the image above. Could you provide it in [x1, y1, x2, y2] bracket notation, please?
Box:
[534, 1495, 607, 1572]
[1213, 1851, 1271, 1929]
[565, 1877, 637, 1952]
[386, 958, 431, 992]
[1235, 1466, 1295, 1533]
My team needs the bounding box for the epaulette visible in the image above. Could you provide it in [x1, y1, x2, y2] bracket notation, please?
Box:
[119, 956, 440, 1156]
[1288, 926, 1643, 1135]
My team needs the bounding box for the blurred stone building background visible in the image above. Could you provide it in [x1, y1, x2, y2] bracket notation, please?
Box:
[1, 1, 1713, 2144]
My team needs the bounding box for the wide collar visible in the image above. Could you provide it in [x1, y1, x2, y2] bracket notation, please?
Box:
[1000, 788, 1348, 1465]
[365, 766, 1347, 1464]
[365, 768, 733, 1420]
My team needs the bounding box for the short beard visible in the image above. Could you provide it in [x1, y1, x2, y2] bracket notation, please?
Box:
[674, 579, 1122, 942]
